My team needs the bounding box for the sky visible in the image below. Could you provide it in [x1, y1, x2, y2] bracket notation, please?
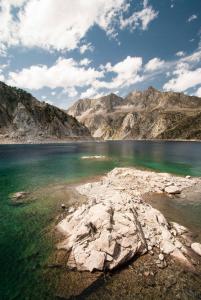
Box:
[0, 0, 201, 109]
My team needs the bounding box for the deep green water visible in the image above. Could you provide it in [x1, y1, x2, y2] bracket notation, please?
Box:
[0, 140, 201, 300]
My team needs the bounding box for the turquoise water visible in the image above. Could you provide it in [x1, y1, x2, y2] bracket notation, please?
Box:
[0, 140, 201, 299]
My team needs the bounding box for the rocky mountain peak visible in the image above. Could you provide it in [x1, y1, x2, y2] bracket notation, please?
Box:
[67, 87, 201, 140]
[67, 93, 123, 117]
[0, 81, 91, 143]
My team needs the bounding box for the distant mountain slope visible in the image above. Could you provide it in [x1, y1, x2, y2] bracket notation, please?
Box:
[67, 93, 123, 117]
[67, 87, 201, 140]
[0, 82, 91, 143]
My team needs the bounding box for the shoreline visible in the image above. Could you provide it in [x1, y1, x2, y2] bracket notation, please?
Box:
[0, 138, 201, 145]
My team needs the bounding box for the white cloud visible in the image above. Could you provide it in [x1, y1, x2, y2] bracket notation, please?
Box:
[163, 63, 201, 92]
[80, 58, 92, 66]
[5, 0, 26, 5]
[145, 57, 165, 71]
[93, 56, 143, 90]
[187, 14, 197, 23]
[80, 87, 102, 99]
[120, 1, 158, 31]
[181, 49, 201, 63]
[7, 57, 104, 89]
[5, 54, 144, 100]
[0, 43, 8, 57]
[0, 62, 9, 70]
[65, 87, 78, 98]
[195, 87, 201, 97]
[79, 43, 94, 54]
[0, 0, 158, 53]
[0, 0, 128, 52]
[176, 51, 185, 57]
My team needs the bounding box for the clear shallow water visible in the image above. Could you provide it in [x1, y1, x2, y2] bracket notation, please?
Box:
[0, 140, 201, 299]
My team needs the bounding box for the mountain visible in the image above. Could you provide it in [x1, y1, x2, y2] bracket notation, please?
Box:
[67, 87, 201, 140]
[67, 93, 123, 117]
[0, 82, 91, 143]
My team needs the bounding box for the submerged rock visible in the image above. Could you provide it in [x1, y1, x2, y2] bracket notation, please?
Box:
[57, 168, 201, 272]
[12, 191, 27, 199]
[10, 191, 29, 205]
[81, 155, 107, 160]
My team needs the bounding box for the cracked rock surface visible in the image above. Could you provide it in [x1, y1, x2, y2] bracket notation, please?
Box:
[57, 168, 201, 272]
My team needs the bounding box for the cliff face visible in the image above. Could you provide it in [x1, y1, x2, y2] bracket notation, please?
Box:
[67, 87, 201, 140]
[0, 82, 91, 143]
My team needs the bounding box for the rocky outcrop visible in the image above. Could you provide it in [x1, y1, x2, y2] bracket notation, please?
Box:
[57, 168, 201, 272]
[67, 87, 201, 140]
[0, 81, 91, 143]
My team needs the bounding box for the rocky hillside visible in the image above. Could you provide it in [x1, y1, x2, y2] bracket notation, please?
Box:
[67, 87, 201, 140]
[0, 82, 91, 143]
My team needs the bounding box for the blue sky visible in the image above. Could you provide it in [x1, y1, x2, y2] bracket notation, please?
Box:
[0, 0, 201, 108]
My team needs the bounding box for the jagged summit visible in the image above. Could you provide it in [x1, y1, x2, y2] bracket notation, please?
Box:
[67, 92, 123, 117]
[67, 87, 201, 140]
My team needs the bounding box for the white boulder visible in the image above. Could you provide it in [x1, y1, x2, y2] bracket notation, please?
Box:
[160, 240, 175, 254]
[164, 186, 181, 194]
[191, 242, 201, 256]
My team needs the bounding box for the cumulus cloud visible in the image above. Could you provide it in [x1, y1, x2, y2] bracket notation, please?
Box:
[6, 54, 144, 101]
[0, 0, 158, 53]
[163, 48, 201, 92]
[0, 43, 8, 57]
[120, 1, 158, 31]
[93, 56, 143, 90]
[163, 63, 201, 92]
[7, 57, 104, 89]
[65, 87, 78, 98]
[80, 87, 103, 99]
[0, 0, 131, 52]
[176, 51, 185, 57]
[145, 57, 165, 71]
[181, 49, 201, 63]
[79, 43, 94, 54]
[79, 58, 92, 66]
[187, 14, 197, 23]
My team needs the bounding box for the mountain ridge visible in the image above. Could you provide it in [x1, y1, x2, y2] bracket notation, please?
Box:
[0, 81, 91, 143]
[67, 87, 201, 140]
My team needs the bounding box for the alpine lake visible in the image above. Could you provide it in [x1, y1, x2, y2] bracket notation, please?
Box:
[0, 140, 201, 299]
